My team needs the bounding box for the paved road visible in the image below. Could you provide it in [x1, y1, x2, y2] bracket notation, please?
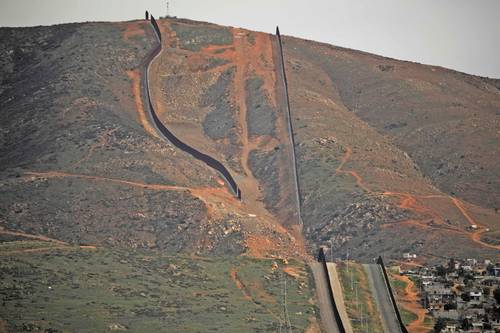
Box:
[326, 263, 354, 333]
[364, 264, 402, 333]
[310, 263, 342, 333]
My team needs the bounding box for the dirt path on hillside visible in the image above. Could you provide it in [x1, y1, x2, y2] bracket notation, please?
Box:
[25, 171, 189, 192]
[150, 23, 267, 215]
[391, 274, 432, 333]
[230, 267, 281, 321]
[0, 227, 97, 255]
[383, 192, 500, 251]
[124, 21, 160, 138]
[23, 169, 307, 259]
[334, 145, 499, 250]
[24, 170, 238, 216]
[0, 245, 96, 256]
[231, 29, 267, 211]
[335, 146, 371, 192]
[149, 21, 309, 259]
[230, 268, 253, 301]
[227, 28, 291, 221]
[0, 226, 68, 245]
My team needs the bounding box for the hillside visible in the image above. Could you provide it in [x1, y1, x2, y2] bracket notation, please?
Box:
[283, 36, 499, 260]
[0, 16, 499, 332]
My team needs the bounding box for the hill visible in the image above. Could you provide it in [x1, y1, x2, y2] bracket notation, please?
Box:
[0, 16, 498, 331]
[283, 36, 500, 260]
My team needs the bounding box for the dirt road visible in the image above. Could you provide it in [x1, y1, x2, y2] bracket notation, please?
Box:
[310, 263, 342, 333]
[391, 273, 432, 333]
[326, 263, 353, 333]
[364, 264, 402, 333]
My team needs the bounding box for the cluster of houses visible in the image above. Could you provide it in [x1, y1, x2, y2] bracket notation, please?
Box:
[401, 257, 500, 332]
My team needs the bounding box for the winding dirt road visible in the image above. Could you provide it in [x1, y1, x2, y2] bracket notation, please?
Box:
[334, 145, 499, 250]
[0, 227, 96, 255]
[390, 273, 432, 333]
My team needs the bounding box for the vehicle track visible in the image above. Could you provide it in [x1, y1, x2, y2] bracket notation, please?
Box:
[334, 145, 499, 250]
[25, 171, 190, 192]
[0, 226, 68, 245]
[0, 227, 97, 255]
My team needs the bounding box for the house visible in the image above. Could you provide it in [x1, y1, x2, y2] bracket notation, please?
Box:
[442, 324, 457, 332]
[423, 280, 433, 287]
[481, 278, 498, 287]
[471, 322, 483, 331]
[466, 258, 478, 266]
[469, 290, 482, 303]
[433, 310, 459, 320]
[463, 308, 486, 318]
[491, 319, 500, 330]
[403, 253, 417, 260]
[422, 274, 436, 286]
[425, 285, 454, 311]
[412, 258, 499, 331]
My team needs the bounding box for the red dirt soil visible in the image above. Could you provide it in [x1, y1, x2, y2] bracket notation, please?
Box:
[335, 145, 500, 251]
[391, 273, 433, 333]
[230, 267, 281, 321]
[24, 170, 307, 259]
[230, 268, 252, 301]
[127, 70, 159, 138]
[148, 20, 309, 260]
[122, 21, 146, 41]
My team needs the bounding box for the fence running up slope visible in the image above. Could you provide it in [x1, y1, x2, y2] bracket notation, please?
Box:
[145, 15, 241, 199]
[275, 27, 303, 226]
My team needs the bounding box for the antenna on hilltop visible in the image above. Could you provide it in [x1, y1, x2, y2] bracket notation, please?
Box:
[166, 1, 170, 17]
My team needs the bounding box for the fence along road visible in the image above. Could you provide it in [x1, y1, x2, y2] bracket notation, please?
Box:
[310, 262, 343, 333]
[312, 249, 348, 333]
[326, 263, 354, 333]
[145, 15, 241, 199]
[364, 264, 403, 333]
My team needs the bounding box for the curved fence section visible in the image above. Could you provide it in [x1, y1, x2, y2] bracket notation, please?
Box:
[317, 248, 347, 333]
[275, 27, 303, 226]
[150, 15, 161, 41]
[145, 15, 241, 199]
[376, 256, 410, 333]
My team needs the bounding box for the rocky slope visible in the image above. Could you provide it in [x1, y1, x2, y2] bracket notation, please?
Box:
[283, 36, 499, 261]
[3, 17, 497, 264]
[0, 18, 315, 332]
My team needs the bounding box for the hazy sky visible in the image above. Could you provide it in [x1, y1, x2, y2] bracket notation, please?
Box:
[1, 0, 499, 78]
